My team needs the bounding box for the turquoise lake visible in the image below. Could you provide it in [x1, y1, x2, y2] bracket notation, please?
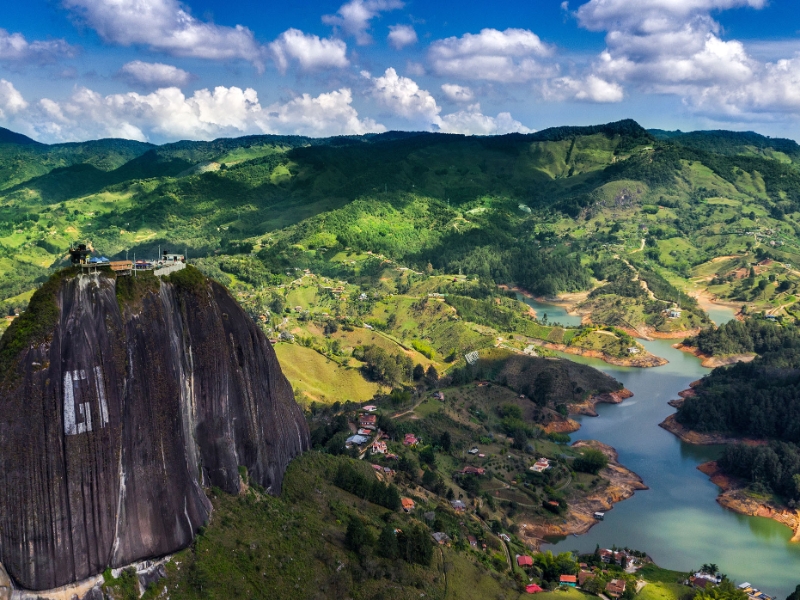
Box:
[545, 307, 799, 597]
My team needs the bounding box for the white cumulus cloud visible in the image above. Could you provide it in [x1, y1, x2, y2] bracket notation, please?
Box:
[62, 0, 265, 69]
[437, 104, 533, 135]
[365, 68, 531, 135]
[269, 29, 349, 73]
[118, 61, 192, 89]
[440, 83, 474, 103]
[570, 0, 800, 119]
[323, 0, 404, 45]
[0, 82, 384, 143]
[260, 89, 385, 136]
[428, 28, 555, 82]
[367, 67, 440, 123]
[544, 74, 624, 103]
[690, 56, 800, 118]
[0, 79, 28, 119]
[387, 24, 417, 50]
[575, 0, 767, 33]
[0, 29, 77, 65]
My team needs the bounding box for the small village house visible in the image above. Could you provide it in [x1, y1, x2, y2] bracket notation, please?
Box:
[461, 466, 485, 475]
[578, 571, 595, 586]
[432, 532, 450, 545]
[359, 414, 377, 429]
[401, 498, 415, 512]
[559, 574, 577, 587]
[403, 433, 419, 446]
[530, 458, 551, 473]
[606, 579, 626, 598]
[516, 555, 533, 568]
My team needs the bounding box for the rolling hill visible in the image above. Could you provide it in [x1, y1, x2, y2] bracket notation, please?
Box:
[0, 119, 798, 330]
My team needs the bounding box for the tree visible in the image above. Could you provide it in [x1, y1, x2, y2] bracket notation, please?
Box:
[532, 371, 554, 407]
[377, 523, 399, 559]
[573, 448, 608, 475]
[426, 365, 439, 385]
[419, 445, 436, 466]
[694, 580, 747, 600]
[787, 584, 800, 600]
[325, 431, 349, 455]
[399, 524, 433, 566]
[582, 577, 603, 594]
[346, 517, 370, 552]
[269, 294, 285, 314]
[413, 363, 425, 381]
[389, 388, 411, 406]
[438, 431, 452, 452]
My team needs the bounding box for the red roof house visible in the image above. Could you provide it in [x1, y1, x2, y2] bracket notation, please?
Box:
[560, 574, 577, 587]
[359, 414, 377, 428]
[517, 555, 533, 567]
[461, 466, 485, 475]
[525, 584, 543, 594]
[606, 579, 626, 597]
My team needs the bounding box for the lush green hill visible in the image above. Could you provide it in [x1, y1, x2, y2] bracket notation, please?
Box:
[1, 118, 799, 330]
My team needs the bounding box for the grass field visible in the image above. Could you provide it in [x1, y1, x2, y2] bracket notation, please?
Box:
[533, 587, 596, 600]
[638, 582, 692, 600]
[444, 551, 525, 600]
[638, 563, 689, 584]
[274, 343, 383, 404]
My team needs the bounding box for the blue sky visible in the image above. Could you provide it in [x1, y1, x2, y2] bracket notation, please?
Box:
[0, 0, 799, 143]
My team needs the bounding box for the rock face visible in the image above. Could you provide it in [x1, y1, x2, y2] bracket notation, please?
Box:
[0, 562, 10, 600]
[0, 268, 310, 590]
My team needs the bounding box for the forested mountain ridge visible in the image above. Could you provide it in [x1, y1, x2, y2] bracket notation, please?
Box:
[1, 119, 800, 337]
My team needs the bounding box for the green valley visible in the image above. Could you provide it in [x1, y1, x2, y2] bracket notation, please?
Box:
[3, 120, 800, 598]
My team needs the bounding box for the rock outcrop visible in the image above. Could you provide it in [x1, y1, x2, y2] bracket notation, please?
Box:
[0, 268, 310, 590]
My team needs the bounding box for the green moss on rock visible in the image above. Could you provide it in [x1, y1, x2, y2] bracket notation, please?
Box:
[0, 268, 76, 378]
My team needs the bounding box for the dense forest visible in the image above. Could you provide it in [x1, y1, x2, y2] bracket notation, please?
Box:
[676, 350, 800, 441]
[684, 319, 800, 356]
[719, 441, 800, 505]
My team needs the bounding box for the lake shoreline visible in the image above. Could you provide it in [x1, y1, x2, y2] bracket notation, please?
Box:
[673, 343, 756, 368]
[569, 388, 635, 417]
[522, 440, 648, 549]
[538, 340, 669, 368]
[698, 461, 800, 542]
[658, 413, 766, 445]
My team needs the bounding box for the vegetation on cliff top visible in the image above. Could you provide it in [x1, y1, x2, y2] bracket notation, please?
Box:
[0, 268, 76, 377]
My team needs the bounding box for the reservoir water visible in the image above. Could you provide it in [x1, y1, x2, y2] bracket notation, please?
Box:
[518, 295, 583, 328]
[546, 308, 800, 597]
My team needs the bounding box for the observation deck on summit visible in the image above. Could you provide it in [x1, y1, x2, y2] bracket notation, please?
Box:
[69, 244, 186, 277]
